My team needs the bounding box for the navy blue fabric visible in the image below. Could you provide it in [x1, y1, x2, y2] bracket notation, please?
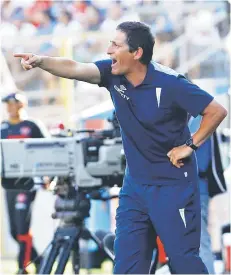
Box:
[188, 116, 212, 194]
[1, 120, 46, 139]
[95, 60, 214, 184]
[197, 140, 211, 195]
[192, 135, 211, 173]
[114, 177, 208, 274]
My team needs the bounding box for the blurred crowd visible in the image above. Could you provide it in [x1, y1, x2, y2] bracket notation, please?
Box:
[1, 0, 229, 45]
[0, 0, 230, 96]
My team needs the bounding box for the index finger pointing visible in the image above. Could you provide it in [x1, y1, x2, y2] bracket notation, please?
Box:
[13, 53, 29, 59]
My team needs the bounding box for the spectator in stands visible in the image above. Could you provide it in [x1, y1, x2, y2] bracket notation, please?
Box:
[24, 0, 53, 28]
[53, 9, 82, 38]
[73, 0, 90, 15]
[35, 8, 58, 89]
[152, 13, 174, 42]
[82, 5, 102, 31]
[0, 6, 38, 51]
[35, 9, 56, 36]
[1, 0, 20, 22]
[100, 1, 140, 33]
[100, 1, 124, 32]
[11, 9, 37, 37]
[185, 9, 221, 78]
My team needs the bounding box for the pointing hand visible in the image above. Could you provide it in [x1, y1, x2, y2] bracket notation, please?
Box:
[14, 53, 42, 71]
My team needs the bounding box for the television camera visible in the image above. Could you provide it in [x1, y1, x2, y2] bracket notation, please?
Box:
[0, 133, 124, 190]
[0, 112, 125, 274]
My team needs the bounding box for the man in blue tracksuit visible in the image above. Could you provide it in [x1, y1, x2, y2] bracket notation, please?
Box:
[14, 21, 227, 274]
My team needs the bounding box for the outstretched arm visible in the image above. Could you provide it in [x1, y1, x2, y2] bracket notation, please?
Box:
[14, 53, 101, 84]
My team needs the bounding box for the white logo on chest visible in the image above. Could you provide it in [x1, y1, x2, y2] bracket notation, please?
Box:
[156, 87, 162, 107]
[114, 85, 129, 100]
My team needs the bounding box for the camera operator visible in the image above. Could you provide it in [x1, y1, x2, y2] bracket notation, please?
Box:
[1, 92, 50, 274]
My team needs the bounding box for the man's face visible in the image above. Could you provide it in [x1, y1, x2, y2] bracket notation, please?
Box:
[6, 101, 21, 119]
[107, 30, 135, 75]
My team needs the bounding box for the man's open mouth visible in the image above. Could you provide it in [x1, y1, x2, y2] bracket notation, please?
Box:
[112, 59, 118, 66]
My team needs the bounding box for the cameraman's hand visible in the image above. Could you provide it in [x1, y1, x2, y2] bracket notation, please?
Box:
[14, 53, 42, 71]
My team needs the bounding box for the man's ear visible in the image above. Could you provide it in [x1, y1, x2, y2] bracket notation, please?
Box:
[133, 47, 143, 61]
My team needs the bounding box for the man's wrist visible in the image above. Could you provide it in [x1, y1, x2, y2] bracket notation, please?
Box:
[185, 137, 198, 151]
[38, 56, 45, 68]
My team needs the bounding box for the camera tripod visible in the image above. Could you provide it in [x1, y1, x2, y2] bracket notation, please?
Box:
[38, 222, 114, 274]
[37, 184, 116, 274]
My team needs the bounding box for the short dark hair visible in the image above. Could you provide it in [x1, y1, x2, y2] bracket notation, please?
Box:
[116, 21, 155, 65]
